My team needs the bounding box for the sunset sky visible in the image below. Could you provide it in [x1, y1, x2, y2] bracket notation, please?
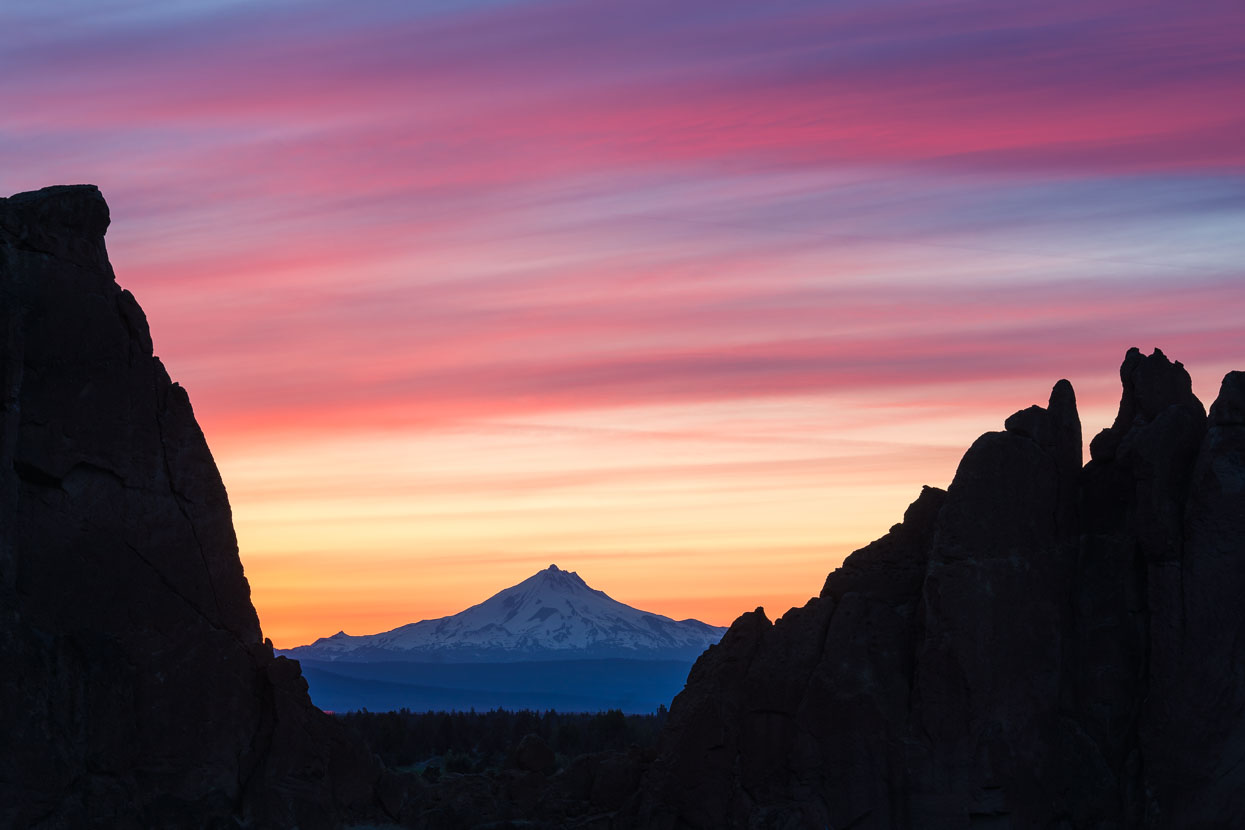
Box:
[4, 0, 1243, 648]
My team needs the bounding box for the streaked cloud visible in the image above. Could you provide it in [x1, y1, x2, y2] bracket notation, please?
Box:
[3, 0, 1242, 646]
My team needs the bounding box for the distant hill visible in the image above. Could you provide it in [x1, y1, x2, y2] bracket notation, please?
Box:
[282, 564, 726, 663]
[297, 658, 693, 715]
[279, 565, 727, 712]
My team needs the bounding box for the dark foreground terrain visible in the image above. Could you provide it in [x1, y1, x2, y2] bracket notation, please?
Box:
[338, 707, 667, 772]
[3, 184, 1243, 828]
[339, 708, 666, 828]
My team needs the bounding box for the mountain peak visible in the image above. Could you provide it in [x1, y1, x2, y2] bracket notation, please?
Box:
[531, 564, 586, 590]
[285, 565, 727, 663]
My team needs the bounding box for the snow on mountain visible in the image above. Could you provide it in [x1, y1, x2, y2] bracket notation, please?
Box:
[282, 565, 727, 663]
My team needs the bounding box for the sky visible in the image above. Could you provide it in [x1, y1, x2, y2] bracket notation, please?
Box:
[3, 0, 1243, 648]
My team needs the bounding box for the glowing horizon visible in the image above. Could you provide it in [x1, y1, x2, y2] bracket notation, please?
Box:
[3, 0, 1242, 647]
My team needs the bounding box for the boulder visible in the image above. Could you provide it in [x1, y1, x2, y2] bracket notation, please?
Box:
[513, 733, 558, 775]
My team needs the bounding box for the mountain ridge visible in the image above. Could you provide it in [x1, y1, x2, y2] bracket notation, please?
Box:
[283, 564, 727, 663]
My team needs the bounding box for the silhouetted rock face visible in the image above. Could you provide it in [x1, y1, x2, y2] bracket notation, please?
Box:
[1145, 369, 1245, 824]
[638, 485, 947, 829]
[0, 186, 385, 828]
[634, 350, 1245, 828]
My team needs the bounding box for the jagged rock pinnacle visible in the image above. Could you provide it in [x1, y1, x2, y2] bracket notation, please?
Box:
[633, 349, 1245, 828]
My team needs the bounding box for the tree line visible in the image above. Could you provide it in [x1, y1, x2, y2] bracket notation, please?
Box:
[336, 706, 668, 773]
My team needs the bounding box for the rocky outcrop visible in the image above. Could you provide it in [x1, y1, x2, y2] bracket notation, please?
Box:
[633, 348, 1245, 828]
[0, 186, 391, 828]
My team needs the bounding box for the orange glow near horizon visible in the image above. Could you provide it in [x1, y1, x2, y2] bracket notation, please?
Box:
[221, 395, 956, 646]
[221, 381, 1206, 648]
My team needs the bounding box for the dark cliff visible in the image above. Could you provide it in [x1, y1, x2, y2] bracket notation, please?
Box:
[633, 349, 1245, 828]
[0, 186, 394, 828]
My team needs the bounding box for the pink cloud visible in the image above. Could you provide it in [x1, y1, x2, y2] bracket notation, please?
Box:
[160, 269, 1243, 439]
[5, 0, 1241, 189]
[6, 0, 1244, 639]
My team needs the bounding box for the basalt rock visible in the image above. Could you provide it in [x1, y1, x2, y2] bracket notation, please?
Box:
[0, 186, 389, 828]
[632, 349, 1244, 828]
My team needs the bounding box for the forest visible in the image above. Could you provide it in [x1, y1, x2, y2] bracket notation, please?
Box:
[336, 706, 669, 778]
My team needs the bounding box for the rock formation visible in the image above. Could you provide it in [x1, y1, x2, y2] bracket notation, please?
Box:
[633, 349, 1245, 828]
[7, 183, 1244, 830]
[0, 186, 396, 828]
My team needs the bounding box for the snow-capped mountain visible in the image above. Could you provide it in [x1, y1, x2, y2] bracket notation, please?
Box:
[281, 565, 727, 663]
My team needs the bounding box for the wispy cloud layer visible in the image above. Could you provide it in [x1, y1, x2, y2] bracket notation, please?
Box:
[3, 0, 1242, 645]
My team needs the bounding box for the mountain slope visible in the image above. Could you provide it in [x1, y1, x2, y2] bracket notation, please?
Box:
[297, 658, 693, 714]
[284, 565, 726, 663]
